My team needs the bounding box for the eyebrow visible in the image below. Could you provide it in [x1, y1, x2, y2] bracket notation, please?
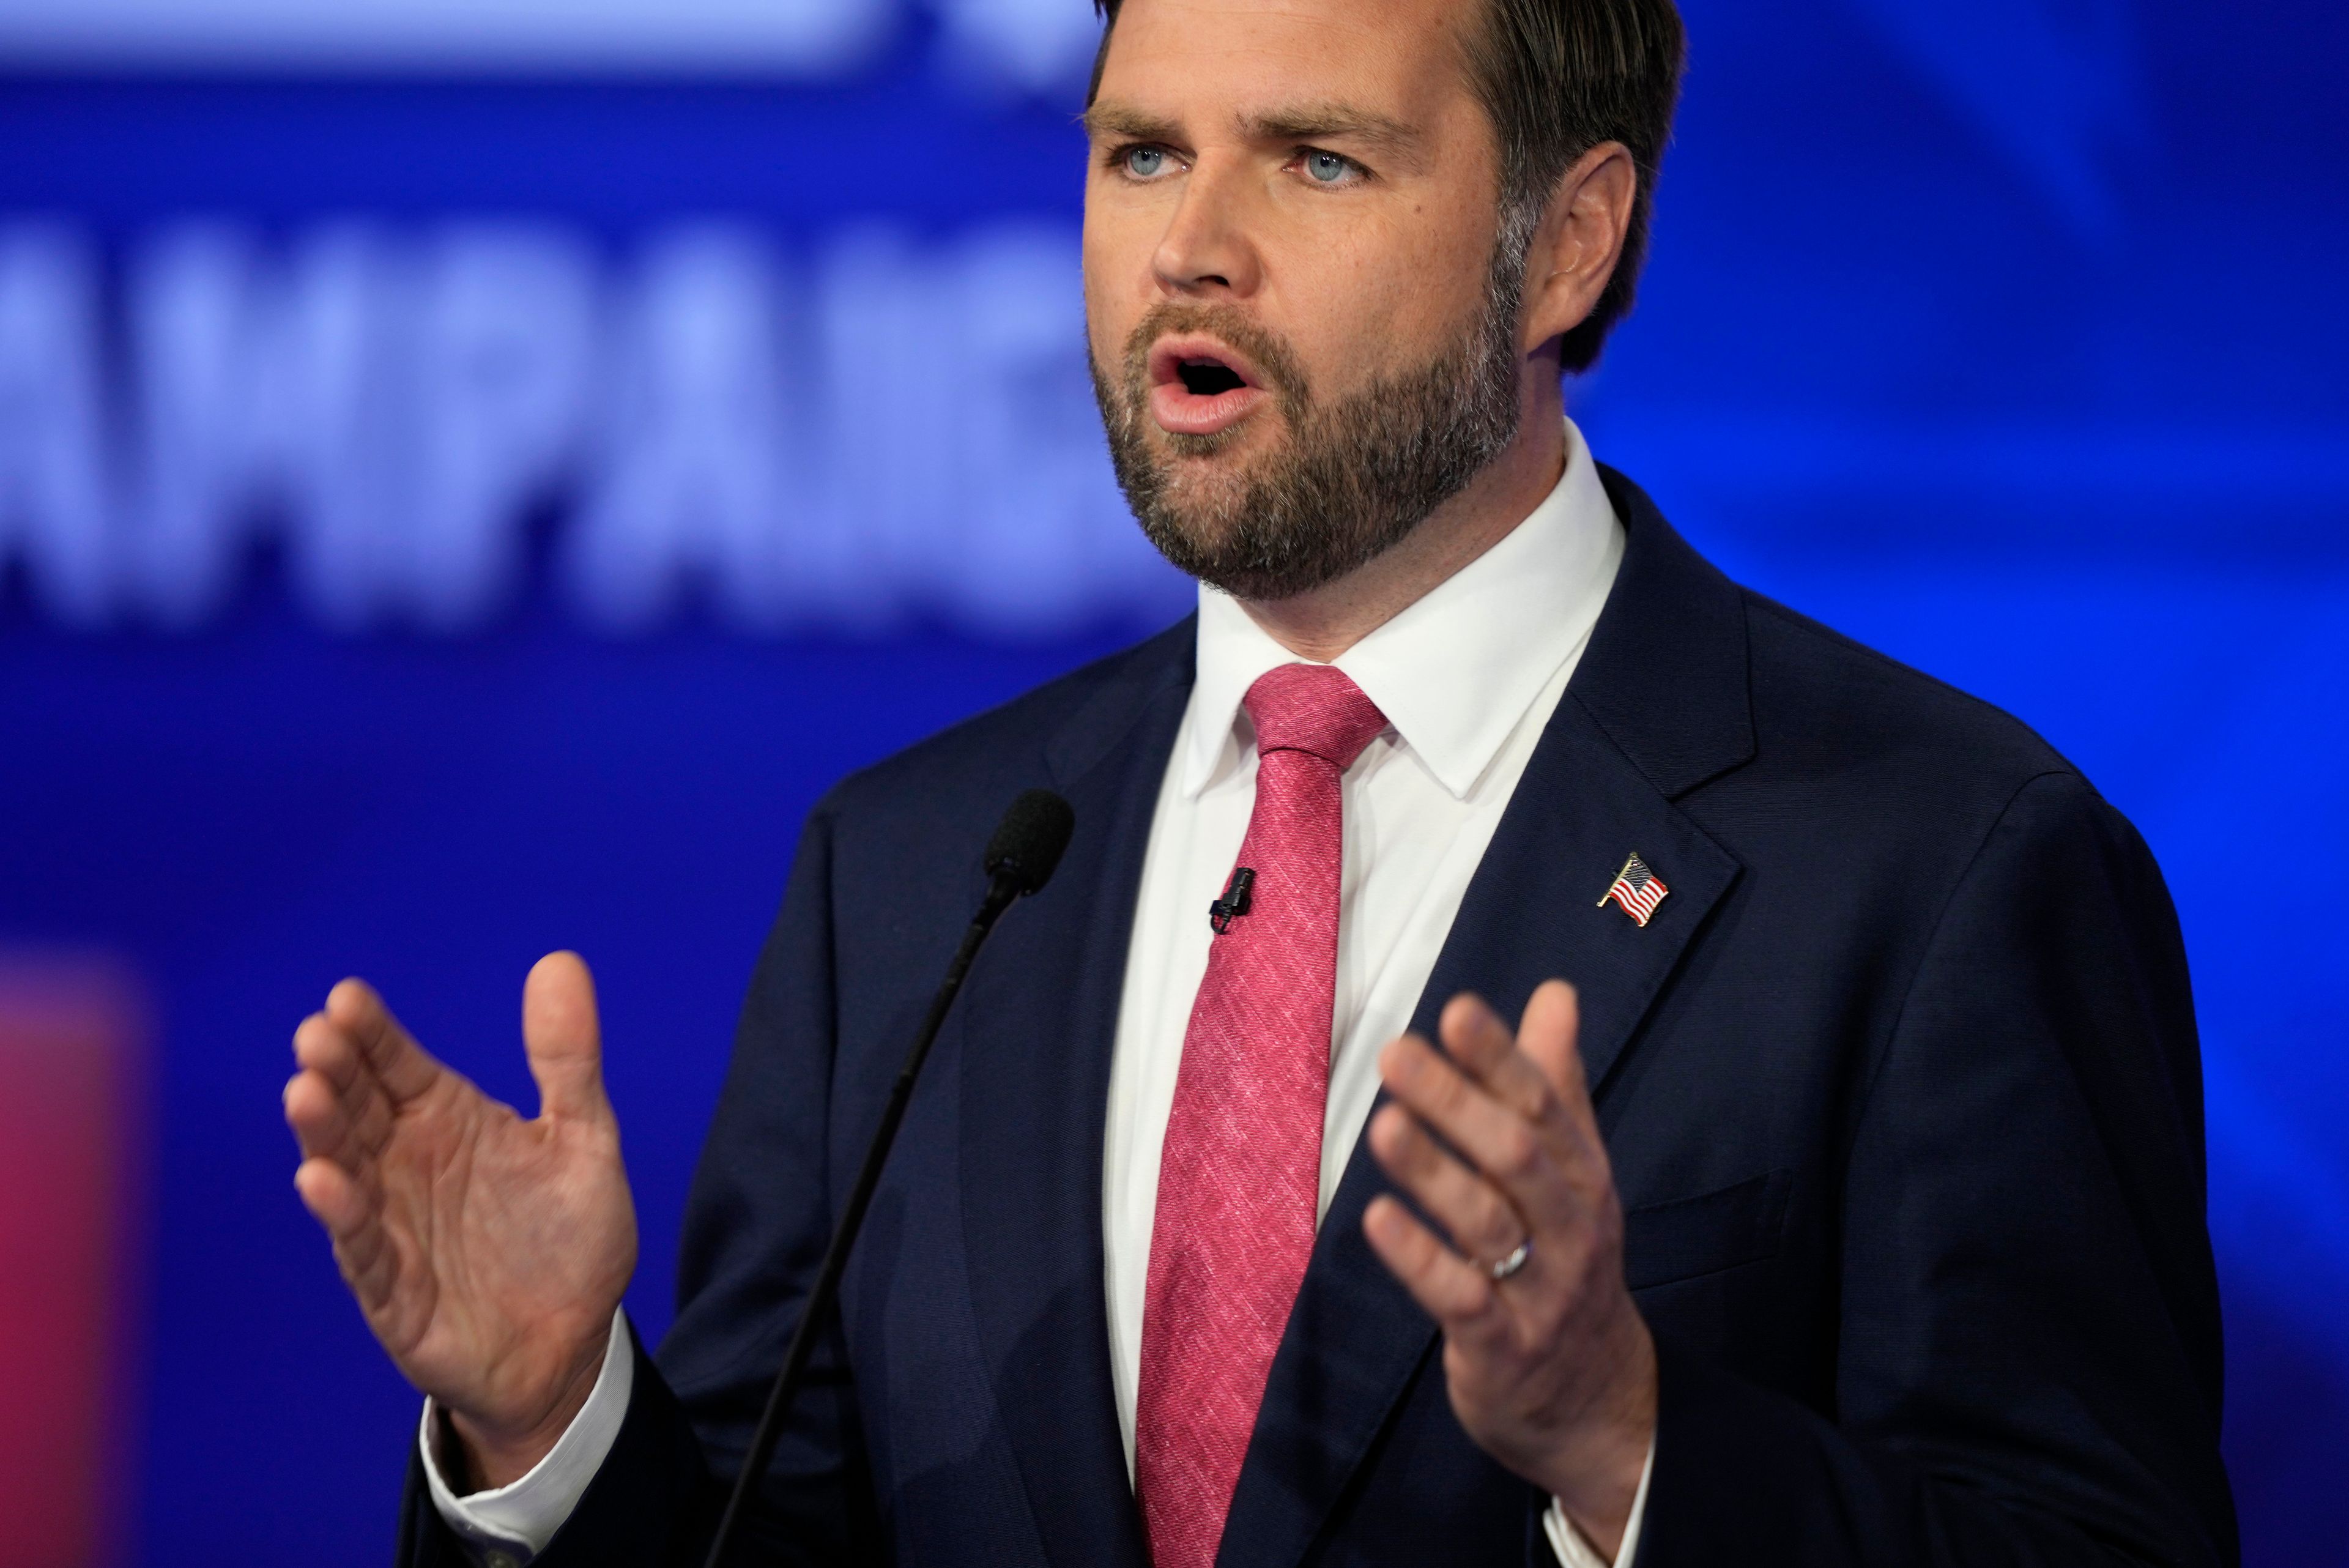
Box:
[1082, 103, 1181, 144]
[1240, 104, 1427, 162]
[1082, 99, 1430, 166]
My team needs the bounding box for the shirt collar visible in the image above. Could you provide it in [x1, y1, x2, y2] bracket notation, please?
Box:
[1184, 418, 1625, 801]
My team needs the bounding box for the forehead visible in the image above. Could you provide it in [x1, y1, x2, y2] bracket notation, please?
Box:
[1093, 0, 1482, 132]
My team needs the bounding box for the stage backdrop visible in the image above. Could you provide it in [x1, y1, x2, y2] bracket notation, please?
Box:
[1, 1, 2343, 1563]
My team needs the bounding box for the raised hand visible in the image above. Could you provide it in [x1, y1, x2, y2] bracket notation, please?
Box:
[283, 951, 638, 1488]
[1362, 981, 1655, 1560]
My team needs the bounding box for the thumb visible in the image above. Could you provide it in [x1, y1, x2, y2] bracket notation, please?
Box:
[1518, 978, 1587, 1107]
[522, 951, 610, 1125]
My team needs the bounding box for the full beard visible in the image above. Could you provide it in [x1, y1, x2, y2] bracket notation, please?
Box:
[1090, 234, 1529, 603]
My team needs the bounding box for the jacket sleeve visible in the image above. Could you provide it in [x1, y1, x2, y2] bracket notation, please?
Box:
[397, 1326, 724, 1567]
[1636, 771, 2238, 1567]
[397, 799, 879, 1567]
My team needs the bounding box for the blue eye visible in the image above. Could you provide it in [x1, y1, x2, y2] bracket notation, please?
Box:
[1124, 146, 1168, 179]
[1304, 151, 1352, 184]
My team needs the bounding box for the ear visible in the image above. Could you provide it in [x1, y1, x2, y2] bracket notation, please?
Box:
[1519, 141, 1638, 355]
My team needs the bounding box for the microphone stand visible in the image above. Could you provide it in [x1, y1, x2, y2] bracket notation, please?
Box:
[701, 792, 1069, 1567]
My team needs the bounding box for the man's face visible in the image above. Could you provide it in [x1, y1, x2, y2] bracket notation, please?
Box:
[1083, 0, 1528, 601]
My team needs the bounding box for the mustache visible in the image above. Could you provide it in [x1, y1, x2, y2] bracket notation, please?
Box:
[1118, 301, 1312, 407]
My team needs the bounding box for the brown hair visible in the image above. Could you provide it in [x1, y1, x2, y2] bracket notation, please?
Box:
[1087, 0, 1686, 372]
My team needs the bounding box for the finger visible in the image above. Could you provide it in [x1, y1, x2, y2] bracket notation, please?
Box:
[1364, 1194, 1505, 1328]
[1514, 980, 1600, 1148]
[287, 1025, 396, 1163]
[291, 1011, 365, 1095]
[334, 1209, 402, 1316]
[1379, 1033, 1582, 1233]
[294, 1159, 400, 1313]
[292, 1155, 375, 1244]
[1441, 986, 1607, 1189]
[283, 1068, 373, 1169]
[1438, 992, 1568, 1129]
[1515, 981, 1613, 1207]
[1367, 1104, 1529, 1266]
[522, 951, 611, 1126]
[325, 979, 442, 1105]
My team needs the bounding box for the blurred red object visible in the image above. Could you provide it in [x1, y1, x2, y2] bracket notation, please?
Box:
[0, 955, 146, 1568]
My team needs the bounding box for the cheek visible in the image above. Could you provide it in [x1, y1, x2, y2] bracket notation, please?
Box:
[1382, 220, 1497, 332]
[1082, 286, 1121, 373]
[1081, 217, 1144, 364]
[1275, 277, 1447, 398]
[1269, 221, 1491, 390]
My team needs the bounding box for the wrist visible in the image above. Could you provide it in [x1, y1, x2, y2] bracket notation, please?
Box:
[446, 1320, 615, 1491]
[1537, 1323, 1657, 1559]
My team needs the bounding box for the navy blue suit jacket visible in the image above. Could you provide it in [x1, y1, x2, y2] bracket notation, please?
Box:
[402, 470, 2236, 1567]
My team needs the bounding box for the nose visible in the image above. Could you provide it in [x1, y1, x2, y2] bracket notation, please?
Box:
[1151, 160, 1263, 300]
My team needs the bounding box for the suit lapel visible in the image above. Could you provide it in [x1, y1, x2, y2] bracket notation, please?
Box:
[1216, 474, 1752, 1568]
[959, 626, 1193, 1568]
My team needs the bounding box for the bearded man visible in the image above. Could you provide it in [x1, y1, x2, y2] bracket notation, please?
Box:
[283, 0, 2238, 1564]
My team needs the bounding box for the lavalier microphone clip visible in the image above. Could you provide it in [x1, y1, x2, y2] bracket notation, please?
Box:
[1208, 866, 1256, 934]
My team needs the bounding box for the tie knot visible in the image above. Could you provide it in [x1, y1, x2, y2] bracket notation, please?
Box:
[1242, 664, 1389, 770]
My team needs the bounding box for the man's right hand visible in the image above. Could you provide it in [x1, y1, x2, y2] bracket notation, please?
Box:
[283, 951, 639, 1489]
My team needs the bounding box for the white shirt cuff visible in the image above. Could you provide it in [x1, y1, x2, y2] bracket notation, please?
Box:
[419, 1306, 635, 1562]
[1541, 1435, 1655, 1568]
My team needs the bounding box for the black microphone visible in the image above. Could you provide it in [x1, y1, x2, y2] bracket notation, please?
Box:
[702, 789, 1074, 1568]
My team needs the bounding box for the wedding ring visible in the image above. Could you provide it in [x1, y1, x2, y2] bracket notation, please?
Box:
[1485, 1239, 1532, 1281]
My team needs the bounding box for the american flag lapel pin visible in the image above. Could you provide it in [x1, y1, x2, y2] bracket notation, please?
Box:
[1598, 852, 1669, 927]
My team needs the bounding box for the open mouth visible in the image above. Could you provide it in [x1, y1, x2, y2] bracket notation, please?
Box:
[1146, 335, 1271, 438]
[1176, 359, 1248, 396]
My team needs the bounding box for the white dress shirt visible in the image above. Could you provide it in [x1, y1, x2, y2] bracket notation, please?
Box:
[426, 420, 1649, 1566]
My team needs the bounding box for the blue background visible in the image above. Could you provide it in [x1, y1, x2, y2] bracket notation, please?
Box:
[1, 0, 2343, 1561]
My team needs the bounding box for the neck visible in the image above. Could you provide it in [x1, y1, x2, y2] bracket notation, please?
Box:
[1236, 374, 1568, 664]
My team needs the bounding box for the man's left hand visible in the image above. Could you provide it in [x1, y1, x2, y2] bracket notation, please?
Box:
[1363, 980, 1656, 1560]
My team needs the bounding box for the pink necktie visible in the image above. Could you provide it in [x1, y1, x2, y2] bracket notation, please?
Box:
[1135, 663, 1390, 1568]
